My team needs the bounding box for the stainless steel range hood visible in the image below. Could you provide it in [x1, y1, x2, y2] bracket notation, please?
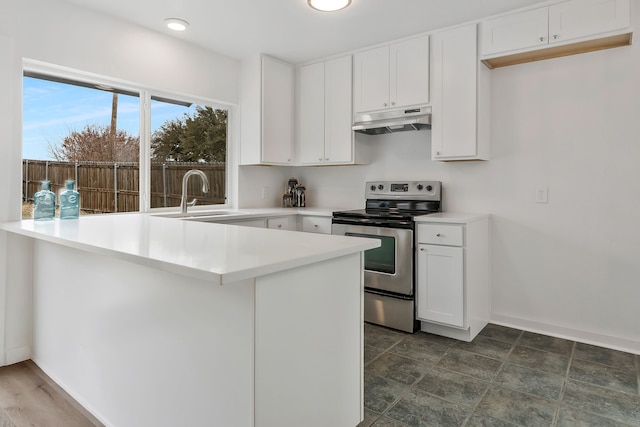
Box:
[352, 106, 431, 135]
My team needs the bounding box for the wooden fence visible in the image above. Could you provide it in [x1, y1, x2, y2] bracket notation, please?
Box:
[22, 160, 226, 214]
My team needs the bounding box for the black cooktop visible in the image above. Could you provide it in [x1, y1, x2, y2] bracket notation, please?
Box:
[333, 199, 441, 220]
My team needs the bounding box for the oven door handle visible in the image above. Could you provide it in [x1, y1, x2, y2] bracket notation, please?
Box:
[331, 218, 413, 228]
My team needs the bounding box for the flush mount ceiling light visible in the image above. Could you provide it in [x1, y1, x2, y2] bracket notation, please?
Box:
[307, 0, 351, 12]
[165, 18, 189, 31]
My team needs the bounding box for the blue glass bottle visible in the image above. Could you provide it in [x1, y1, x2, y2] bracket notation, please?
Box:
[34, 180, 56, 221]
[59, 179, 80, 220]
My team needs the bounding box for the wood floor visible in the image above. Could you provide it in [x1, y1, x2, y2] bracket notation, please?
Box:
[0, 360, 102, 427]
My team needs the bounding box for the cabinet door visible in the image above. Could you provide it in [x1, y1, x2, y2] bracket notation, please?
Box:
[298, 62, 326, 165]
[262, 56, 294, 164]
[353, 46, 389, 113]
[324, 55, 353, 164]
[390, 35, 429, 108]
[416, 244, 464, 327]
[549, 0, 630, 44]
[431, 24, 479, 160]
[481, 7, 549, 56]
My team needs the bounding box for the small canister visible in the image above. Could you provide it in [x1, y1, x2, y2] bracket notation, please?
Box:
[287, 177, 298, 196]
[295, 185, 306, 207]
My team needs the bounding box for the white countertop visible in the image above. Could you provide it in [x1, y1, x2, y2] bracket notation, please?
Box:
[415, 212, 489, 224]
[0, 213, 378, 285]
[172, 207, 338, 221]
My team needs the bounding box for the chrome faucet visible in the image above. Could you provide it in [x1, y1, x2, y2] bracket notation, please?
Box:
[180, 169, 210, 214]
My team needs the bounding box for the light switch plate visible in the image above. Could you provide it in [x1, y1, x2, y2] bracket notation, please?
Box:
[535, 187, 548, 204]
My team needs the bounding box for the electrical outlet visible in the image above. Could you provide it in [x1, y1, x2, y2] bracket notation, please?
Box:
[535, 187, 548, 204]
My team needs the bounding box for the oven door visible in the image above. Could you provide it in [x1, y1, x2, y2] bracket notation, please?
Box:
[332, 223, 413, 296]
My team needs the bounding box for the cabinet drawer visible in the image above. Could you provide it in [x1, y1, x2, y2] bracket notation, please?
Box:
[417, 224, 463, 246]
[301, 216, 332, 234]
[267, 216, 293, 230]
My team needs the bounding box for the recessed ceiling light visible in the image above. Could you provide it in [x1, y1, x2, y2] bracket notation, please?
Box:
[165, 18, 189, 31]
[307, 0, 351, 12]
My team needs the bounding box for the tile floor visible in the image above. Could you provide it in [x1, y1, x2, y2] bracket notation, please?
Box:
[359, 323, 640, 427]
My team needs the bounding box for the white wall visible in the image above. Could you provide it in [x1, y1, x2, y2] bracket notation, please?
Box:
[296, 6, 640, 352]
[0, 0, 242, 364]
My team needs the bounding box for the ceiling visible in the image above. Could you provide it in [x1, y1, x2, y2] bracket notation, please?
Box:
[61, 0, 546, 64]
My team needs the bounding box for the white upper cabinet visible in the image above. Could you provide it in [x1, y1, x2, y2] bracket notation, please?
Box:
[431, 24, 490, 161]
[390, 36, 431, 109]
[481, 0, 631, 68]
[353, 46, 389, 113]
[481, 7, 549, 56]
[298, 62, 325, 165]
[298, 55, 360, 165]
[548, 0, 630, 42]
[240, 55, 294, 165]
[353, 35, 429, 114]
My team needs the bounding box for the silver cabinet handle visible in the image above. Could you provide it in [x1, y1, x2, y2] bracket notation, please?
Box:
[436, 233, 441, 237]
[319, 158, 323, 161]
[419, 247, 424, 252]
[538, 37, 545, 42]
[552, 34, 559, 40]
[314, 224, 318, 228]
[391, 101, 395, 106]
[277, 224, 282, 228]
[383, 102, 388, 107]
[435, 151, 440, 156]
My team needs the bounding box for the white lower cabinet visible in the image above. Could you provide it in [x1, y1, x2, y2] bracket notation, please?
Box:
[223, 218, 267, 228]
[208, 213, 333, 233]
[267, 216, 296, 230]
[415, 216, 489, 341]
[301, 216, 332, 234]
[417, 244, 464, 327]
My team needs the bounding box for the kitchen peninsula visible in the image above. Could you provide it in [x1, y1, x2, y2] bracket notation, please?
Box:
[0, 213, 379, 427]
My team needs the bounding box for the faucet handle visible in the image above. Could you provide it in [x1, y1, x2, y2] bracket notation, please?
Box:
[188, 198, 198, 207]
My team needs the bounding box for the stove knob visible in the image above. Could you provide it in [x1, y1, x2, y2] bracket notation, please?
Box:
[378, 184, 384, 190]
[426, 185, 433, 192]
[370, 185, 376, 191]
[417, 184, 424, 190]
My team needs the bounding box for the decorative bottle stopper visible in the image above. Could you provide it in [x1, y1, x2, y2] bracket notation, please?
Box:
[34, 180, 56, 221]
[59, 179, 80, 220]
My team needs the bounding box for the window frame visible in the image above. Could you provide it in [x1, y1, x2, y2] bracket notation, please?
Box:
[22, 59, 234, 213]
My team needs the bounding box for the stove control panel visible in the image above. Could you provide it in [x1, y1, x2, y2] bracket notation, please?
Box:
[366, 181, 441, 200]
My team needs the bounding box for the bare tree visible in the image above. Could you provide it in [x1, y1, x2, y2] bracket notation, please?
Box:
[48, 124, 139, 162]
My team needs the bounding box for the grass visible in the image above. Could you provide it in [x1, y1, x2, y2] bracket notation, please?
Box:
[22, 202, 33, 219]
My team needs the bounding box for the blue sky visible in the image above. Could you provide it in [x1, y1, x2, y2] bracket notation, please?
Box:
[22, 76, 197, 160]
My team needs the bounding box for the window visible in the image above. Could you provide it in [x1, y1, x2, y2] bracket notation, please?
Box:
[22, 65, 228, 218]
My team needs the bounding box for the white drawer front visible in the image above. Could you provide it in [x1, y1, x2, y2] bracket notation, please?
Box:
[267, 216, 293, 230]
[418, 224, 463, 246]
[301, 216, 332, 234]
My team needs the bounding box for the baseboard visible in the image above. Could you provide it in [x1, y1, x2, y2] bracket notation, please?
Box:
[31, 357, 112, 427]
[5, 345, 31, 365]
[491, 313, 640, 356]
